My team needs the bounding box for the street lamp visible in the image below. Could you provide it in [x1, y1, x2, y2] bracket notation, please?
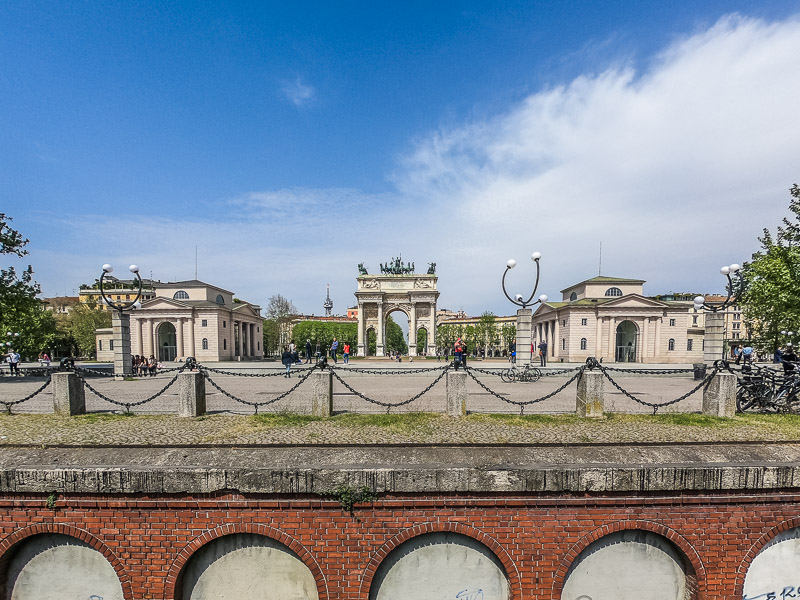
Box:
[693, 263, 742, 365]
[501, 252, 548, 365]
[98, 264, 144, 378]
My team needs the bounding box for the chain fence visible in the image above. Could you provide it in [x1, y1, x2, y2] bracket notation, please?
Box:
[0, 374, 53, 413]
[80, 371, 184, 412]
[329, 365, 450, 412]
[200, 365, 318, 414]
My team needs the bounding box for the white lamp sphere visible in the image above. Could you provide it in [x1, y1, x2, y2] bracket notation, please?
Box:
[531, 252, 541, 261]
[539, 294, 548, 303]
[694, 296, 705, 304]
[133, 301, 141, 309]
[729, 263, 741, 272]
[129, 264, 139, 273]
[720, 266, 730, 275]
[102, 264, 113, 273]
[514, 294, 523, 301]
[507, 259, 517, 269]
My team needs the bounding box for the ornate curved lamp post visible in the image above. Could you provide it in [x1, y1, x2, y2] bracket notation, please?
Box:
[693, 263, 742, 365]
[502, 252, 548, 366]
[99, 264, 143, 377]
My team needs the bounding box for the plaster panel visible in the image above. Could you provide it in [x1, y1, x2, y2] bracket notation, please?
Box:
[743, 527, 800, 600]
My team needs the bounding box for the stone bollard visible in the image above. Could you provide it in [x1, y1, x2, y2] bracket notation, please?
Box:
[702, 372, 736, 417]
[311, 370, 333, 417]
[446, 370, 467, 417]
[52, 372, 85, 416]
[178, 371, 206, 417]
[576, 370, 604, 418]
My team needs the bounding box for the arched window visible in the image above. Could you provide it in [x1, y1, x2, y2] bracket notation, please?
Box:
[173, 290, 189, 300]
[562, 338, 566, 350]
[605, 287, 623, 297]
[569, 292, 577, 301]
[668, 338, 675, 351]
[202, 338, 208, 350]
[216, 294, 225, 305]
[580, 338, 587, 350]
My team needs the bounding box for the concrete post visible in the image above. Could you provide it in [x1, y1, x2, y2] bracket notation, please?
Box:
[111, 311, 132, 379]
[703, 372, 736, 417]
[515, 308, 533, 365]
[178, 371, 206, 417]
[704, 311, 725, 366]
[446, 370, 467, 417]
[52, 372, 85, 416]
[576, 370, 604, 418]
[311, 370, 333, 417]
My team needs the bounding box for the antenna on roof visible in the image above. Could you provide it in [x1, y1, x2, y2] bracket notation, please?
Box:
[598, 241, 602, 276]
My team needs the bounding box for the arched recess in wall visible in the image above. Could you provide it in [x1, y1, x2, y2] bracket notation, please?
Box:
[0, 532, 126, 600]
[176, 533, 319, 600]
[560, 529, 696, 600]
[741, 526, 800, 600]
[367, 531, 510, 600]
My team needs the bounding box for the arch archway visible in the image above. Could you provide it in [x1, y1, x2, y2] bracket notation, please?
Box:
[615, 320, 638, 362]
[416, 326, 429, 356]
[366, 328, 377, 356]
[384, 308, 409, 356]
[158, 322, 177, 362]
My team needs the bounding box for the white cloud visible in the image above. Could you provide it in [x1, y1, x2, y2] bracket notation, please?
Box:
[280, 77, 315, 106]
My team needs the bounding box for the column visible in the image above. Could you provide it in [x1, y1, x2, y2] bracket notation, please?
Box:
[553, 318, 560, 360]
[144, 319, 154, 358]
[515, 308, 532, 365]
[642, 318, 650, 361]
[654, 317, 662, 359]
[250, 323, 256, 356]
[188, 317, 195, 358]
[703, 312, 725, 366]
[235, 321, 241, 356]
[111, 311, 132, 378]
[136, 318, 144, 356]
[357, 302, 365, 357]
[608, 317, 616, 358]
[176, 318, 185, 359]
[376, 302, 384, 356]
[409, 304, 417, 356]
[428, 309, 436, 355]
[595, 317, 603, 356]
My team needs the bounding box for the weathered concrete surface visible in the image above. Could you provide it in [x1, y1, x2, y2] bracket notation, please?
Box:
[370, 532, 508, 600]
[577, 370, 604, 418]
[446, 370, 467, 416]
[2, 443, 800, 495]
[181, 533, 318, 600]
[51, 372, 85, 416]
[561, 530, 686, 600]
[178, 371, 206, 417]
[703, 372, 736, 417]
[5, 533, 124, 600]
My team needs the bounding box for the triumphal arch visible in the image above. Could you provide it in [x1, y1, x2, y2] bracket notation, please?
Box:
[355, 258, 439, 357]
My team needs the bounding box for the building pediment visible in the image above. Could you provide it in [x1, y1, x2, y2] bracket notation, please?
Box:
[600, 294, 669, 309]
[140, 297, 191, 310]
[231, 303, 261, 318]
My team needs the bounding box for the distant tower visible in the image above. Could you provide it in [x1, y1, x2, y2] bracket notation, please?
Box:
[323, 284, 333, 317]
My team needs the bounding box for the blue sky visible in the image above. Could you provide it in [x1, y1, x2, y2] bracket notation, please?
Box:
[2, 1, 800, 319]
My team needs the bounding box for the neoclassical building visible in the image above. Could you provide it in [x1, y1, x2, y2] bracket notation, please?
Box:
[532, 276, 704, 364]
[97, 280, 263, 362]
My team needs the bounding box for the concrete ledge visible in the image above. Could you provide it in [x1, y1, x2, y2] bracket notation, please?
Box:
[2, 444, 800, 495]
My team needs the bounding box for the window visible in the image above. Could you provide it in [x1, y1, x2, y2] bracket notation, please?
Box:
[562, 338, 566, 350]
[581, 318, 587, 326]
[98, 340, 103, 351]
[733, 312, 741, 320]
[223, 339, 227, 350]
[223, 320, 226, 328]
[692, 316, 698, 325]
[669, 319, 676, 326]
[258, 341, 261, 351]
[201, 319, 208, 327]
[580, 338, 587, 350]
[202, 338, 208, 350]
[109, 340, 114, 350]
[605, 287, 623, 297]
[733, 333, 740, 339]
[570, 292, 577, 301]
[126, 295, 130, 300]
[562, 319, 567, 327]
[687, 339, 693, 351]
[216, 294, 225, 305]
[668, 338, 675, 351]
[173, 290, 189, 300]
[733, 323, 740, 330]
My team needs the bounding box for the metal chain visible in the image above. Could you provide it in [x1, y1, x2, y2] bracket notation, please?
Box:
[466, 365, 581, 378]
[80, 372, 182, 411]
[329, 365, 449, 375]
[198, 365, 315, 377]
[0, 374, 53, 413]
[201, 366, 316, 414]
[465, 367, 584, 414]
[74, 366, 115, 377]
[595, 363, 719, 414]
[330, 366, 450, 412]
[597, 366, 694, 375]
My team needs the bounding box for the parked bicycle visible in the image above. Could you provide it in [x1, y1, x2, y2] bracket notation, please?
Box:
[500, 363, 541, 383]
[736, 362, 800, 413]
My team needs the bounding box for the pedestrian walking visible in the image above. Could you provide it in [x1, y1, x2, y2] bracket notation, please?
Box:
[538, 341, 547, 367]
[281, 346, 293, 377]
[305, 339, 313, 364]
[743, 344, 754, 364]
[8, 350, 20, 375]
[343, 342, 350, 364]
[454, 337, 464, 366]
[330, 338, 339, 363]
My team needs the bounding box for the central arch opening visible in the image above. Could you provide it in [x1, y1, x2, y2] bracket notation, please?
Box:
[158, 322, 177, 362]
[616, 320, 638, 363]
[385, 310, 408, 356]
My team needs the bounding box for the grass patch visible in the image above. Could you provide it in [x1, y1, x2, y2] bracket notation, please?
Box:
[250, 413, 324, 427]
[604, 413, 739, 428]
[468, 413, 583, 427]
[71, 412, 138, 424]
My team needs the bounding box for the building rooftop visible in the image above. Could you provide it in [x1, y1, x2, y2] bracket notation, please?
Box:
[560, 275, 646, 293]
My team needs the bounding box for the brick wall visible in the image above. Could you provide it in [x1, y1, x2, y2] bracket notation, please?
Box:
[1, 489, 798, 599]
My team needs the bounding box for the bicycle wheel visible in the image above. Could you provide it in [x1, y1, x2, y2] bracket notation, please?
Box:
[500, 369, 513, 383]
[507, 369, 518, 383]
[529, 368, 542, 382]
[737, 386, 759, 412]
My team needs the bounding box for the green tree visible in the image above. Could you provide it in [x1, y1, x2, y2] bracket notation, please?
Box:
[0, 213, 58, 359]
[262, 318, 281, 356]
[68, 301, 111, 358]
[741, 184, 800, 351]
[416, 327, 428, 354]
[500, 323, 517, 353]
[384, 315, 407, 354]
[291, 321, 358, 356]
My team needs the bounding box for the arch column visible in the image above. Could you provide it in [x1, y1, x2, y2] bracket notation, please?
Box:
[357, 302, 365, 356]
[608, 317, 616, 359]
[176, 318, 185, 360]
[377, 303, 385, 356]
[428, 306, 436, 355]
[409, 304, 417, 356]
